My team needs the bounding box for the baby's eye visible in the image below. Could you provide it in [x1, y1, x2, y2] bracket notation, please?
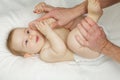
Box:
[25, 40, 28, 45]
[27, 30, 30, 34]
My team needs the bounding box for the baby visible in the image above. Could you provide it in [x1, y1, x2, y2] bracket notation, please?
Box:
[7, 0, 103, 62]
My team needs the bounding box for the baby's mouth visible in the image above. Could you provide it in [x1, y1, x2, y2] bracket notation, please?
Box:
[36, 36, 39, 43]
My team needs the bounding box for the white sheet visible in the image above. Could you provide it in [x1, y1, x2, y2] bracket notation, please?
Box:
[0, 0, 120, 80]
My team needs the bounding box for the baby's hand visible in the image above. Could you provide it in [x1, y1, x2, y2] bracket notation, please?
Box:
[35, 21, 52, 36]
[33, 2, 55, 14]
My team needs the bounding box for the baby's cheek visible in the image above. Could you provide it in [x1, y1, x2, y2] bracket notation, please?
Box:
[28, 42, 34, 49]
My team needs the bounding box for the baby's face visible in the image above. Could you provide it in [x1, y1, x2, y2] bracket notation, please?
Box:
[11, 27, 45, 54]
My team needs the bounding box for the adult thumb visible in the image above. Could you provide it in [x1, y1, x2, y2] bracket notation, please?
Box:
[29, 23, 37, 30]
[40, 13, 52, 21]
[51, 21, 58, 28]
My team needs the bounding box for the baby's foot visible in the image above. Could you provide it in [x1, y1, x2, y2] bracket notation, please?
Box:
[34, 2, 55, 14]
[35, 20, 52, 36]
[29, 18, 56, 30]
[87, 0, 103, 22]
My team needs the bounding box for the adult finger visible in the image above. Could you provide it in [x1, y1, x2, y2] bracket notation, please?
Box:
[81, 19, 92, 32]
[85, 17, 97, 26]
[51, 21, 58, 28]
[85, 17, 100, 33]
[77, 23, 88, 41]
[40, 13, 53, 21]
[75, 34, 89, 47]
[29, 22, 38, 30]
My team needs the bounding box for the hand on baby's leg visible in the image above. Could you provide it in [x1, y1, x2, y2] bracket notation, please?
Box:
[75, 0, 104, 53]
[76, 17, 108, 52]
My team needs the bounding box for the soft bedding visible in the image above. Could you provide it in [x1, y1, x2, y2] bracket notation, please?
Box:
[0, 0, 120, 80]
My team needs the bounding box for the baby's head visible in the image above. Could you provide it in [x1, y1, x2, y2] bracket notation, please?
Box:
[7, 27, 45, 57]
[7, 18, 55, 57]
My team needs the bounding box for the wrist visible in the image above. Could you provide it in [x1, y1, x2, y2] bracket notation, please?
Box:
[101, 40, 113, 54]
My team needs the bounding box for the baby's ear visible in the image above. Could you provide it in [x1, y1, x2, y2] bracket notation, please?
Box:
[24, 53, 33, 58]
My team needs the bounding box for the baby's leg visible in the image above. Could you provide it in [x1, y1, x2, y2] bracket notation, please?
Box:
[67, 0, 103, 59]
[87, 0, 103, 22]
[34, 2, 55, 14]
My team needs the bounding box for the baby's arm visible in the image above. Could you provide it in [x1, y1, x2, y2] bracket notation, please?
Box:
[35, 20, 67, 56]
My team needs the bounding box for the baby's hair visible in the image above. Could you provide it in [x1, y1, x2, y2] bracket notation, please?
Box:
[7, 28, 25, 56]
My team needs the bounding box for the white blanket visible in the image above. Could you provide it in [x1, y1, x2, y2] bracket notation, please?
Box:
[0, 0, 120, 80]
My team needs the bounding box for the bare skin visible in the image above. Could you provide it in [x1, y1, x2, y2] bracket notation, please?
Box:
[75, 1, 120, 63]
[29, 2, 85, 30]
[35, 19, 74, 62]
[67, 0, 103, 58]
[76, 16, 120, 63]
[30, 0, 120, 28]
[27, 0, 103, 63]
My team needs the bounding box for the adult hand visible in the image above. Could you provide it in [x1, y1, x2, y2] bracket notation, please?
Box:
[29, 7, 75, 29]
[38, 7, 77, 28]
[76, 17, 109, 52]
[29, 1, 88, 28]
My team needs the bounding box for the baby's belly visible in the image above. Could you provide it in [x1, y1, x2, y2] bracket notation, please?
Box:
[67, 28, 100, 59]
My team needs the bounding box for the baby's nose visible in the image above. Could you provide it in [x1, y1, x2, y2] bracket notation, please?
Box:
[29, 35, 33, 40]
